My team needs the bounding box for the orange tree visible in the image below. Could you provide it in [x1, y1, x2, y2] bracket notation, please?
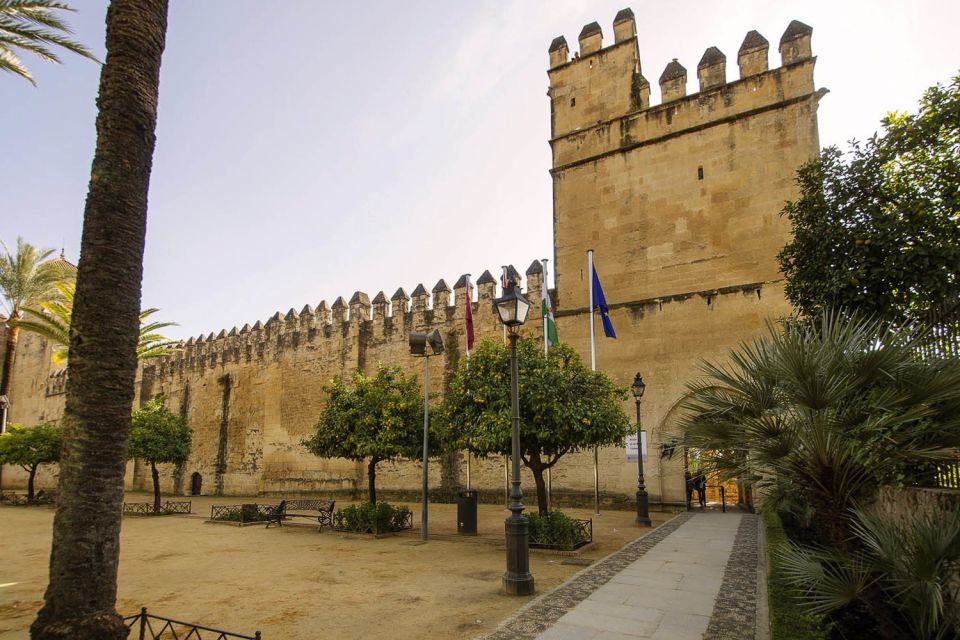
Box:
[128, 395, 191, 513]
[0, 423, 62, 501]
[436, 336, 630, 514]
[303, 365, 424, 504]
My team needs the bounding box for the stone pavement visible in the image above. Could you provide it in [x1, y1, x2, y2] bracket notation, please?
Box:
[481, 511, 761, 640]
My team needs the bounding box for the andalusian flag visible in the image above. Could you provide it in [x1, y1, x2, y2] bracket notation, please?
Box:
[541, 259, 558, 348]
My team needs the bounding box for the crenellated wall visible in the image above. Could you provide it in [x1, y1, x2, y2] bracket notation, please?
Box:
[2, 10, 825, 509]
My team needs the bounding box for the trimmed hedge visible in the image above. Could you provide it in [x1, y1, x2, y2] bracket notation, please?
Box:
[527, 510, 590, 551]
[333, 501, 412, 534]
[763, 509, 827, 640]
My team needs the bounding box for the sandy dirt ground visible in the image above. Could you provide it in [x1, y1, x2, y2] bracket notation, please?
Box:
[0, 493, 674, 639]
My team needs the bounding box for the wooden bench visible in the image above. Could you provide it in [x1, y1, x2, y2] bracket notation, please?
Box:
[266, 499, 335, 530]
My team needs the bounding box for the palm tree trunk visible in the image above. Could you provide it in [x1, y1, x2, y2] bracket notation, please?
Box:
[0, 323, 20, 397]
[31, 2, 169, 638]
[151, 461, 161, 513]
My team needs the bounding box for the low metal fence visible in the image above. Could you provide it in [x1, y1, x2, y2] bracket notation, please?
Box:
[122, 501, 192, 516]
[209, 503, 276, 524]
[0, 491, 57, 506]
[530, 518, 593, 551]
[124, 607, 260, 639]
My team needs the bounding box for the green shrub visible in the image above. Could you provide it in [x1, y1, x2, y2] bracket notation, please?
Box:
[528, 510, 588, 550]
[763, 509, 827, 640]
[336, 501, 411, 534]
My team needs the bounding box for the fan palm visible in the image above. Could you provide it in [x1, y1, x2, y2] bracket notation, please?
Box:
[0, 0, 98, 85]
[0, 237, 73, 397]
[779, 506, 960, 639]
[14, 280, 180, 363]
[680, 311, 960, 548]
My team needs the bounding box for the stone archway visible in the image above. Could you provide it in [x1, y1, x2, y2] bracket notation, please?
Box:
[190, 472, 202, 496]
[652, 396, 691, 506]
[653, 390, 740, 508]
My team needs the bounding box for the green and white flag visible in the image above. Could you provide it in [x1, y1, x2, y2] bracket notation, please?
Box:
[541, 259, 559, 349]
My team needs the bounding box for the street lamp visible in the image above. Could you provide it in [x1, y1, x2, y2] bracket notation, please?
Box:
[495, 274, 535, 596]
[409, 329, 444, 542]
[631, 373, 651, 526]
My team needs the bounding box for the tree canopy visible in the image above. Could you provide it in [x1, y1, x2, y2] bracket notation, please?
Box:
[302, 365, 425, 504]
[15, 280, 181, 364]
[436, 336, 631, 513]
[0, 237, 74, 397]
[129, 395, 191, 512]
[778, 75, 960, 325]
[0, 422, 62, 500]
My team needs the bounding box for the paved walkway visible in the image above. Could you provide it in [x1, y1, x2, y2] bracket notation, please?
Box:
[481, 511, 761, 640]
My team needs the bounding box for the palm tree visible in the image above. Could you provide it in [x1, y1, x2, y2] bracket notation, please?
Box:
[0, 0, 98, 85]
[15, 280, 181, 363]
[30, 1, 169, 638]
[680, 312, 960, 548]
[0, 238, 73, 398]
[779, 506, 960, 639]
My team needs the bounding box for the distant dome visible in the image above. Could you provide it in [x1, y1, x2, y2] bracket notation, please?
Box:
[47, 249, 77, 273]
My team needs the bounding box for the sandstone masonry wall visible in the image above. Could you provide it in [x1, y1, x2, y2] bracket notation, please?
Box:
[2, 10, 824, 508]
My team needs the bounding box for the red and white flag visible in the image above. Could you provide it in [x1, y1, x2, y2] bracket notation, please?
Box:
[465, 274, 475, 356]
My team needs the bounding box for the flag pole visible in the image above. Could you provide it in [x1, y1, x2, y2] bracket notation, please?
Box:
[542, 258, 551, 511]
[588, 250, 596, 370]
[588, 250, 600, 516]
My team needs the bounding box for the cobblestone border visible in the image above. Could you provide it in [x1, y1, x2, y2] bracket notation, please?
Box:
[476, 512, 693, 640]
[704, 513, 759, 640]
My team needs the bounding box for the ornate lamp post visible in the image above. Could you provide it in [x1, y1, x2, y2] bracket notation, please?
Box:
[495, 275, 535, 596]
[632, 373, 651, 526]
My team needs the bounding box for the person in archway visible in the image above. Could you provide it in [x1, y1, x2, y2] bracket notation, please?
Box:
[695, 473, 707, 508]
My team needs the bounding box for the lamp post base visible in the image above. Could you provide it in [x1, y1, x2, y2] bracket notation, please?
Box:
[503, 514, 535, 596]
[503, 573, 536, 596]
[635, 490, 652, 527]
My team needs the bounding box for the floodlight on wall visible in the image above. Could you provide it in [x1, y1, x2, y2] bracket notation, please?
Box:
[409, 329, 444, 356]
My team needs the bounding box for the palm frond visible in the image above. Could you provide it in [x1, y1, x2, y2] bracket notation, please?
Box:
[0, 0, 98, 84]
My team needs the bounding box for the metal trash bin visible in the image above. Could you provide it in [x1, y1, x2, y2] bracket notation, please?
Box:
[457, 490, 478, 535]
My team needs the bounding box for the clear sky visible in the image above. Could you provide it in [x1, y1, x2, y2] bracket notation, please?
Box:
[2, 0, 958, 340]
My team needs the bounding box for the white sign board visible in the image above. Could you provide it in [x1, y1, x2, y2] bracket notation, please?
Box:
[625, 432, 648, 462]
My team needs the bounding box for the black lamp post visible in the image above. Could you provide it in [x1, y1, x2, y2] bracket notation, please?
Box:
[409, 329, 444, 542]
[495, 275, 535, 596]
[632, 373, 651, 526]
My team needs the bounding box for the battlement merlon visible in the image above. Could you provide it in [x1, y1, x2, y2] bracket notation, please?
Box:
[549, 24, 822, 172]
[547, 11, 641, 140]
[548, 17, 818, 149]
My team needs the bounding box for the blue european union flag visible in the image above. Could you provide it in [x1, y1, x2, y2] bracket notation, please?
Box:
[592, 267, 616, 339]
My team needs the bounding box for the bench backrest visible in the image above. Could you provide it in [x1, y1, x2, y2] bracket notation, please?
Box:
[282, 499, 334, 512]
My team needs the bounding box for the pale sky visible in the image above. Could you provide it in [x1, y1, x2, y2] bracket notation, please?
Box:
[2, 0, 958, 339]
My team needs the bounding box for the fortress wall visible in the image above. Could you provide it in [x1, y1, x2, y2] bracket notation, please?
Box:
[2, 11, 824, 508]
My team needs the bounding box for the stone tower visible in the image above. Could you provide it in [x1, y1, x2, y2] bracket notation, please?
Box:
[549, 11, 822, 308]
[546, 11, 825, 503]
